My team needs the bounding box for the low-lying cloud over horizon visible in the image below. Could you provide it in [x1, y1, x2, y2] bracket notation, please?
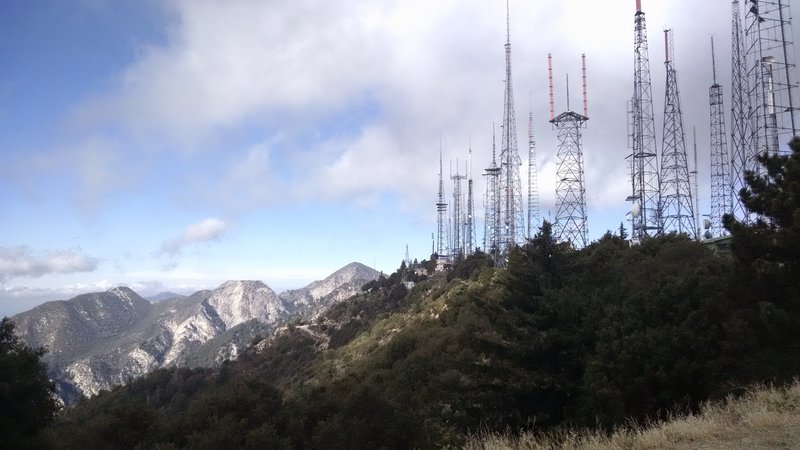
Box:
[0, 247, 99, 282]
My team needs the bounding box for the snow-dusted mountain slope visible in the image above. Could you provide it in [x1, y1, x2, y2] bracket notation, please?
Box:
[11, 262, 380, 404]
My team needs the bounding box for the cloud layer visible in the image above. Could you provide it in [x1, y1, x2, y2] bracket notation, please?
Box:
[160, 218, 228, 256]
[0, 247, 99, 281]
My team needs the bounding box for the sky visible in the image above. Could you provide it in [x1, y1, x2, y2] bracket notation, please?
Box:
[1, 0, 799, 316]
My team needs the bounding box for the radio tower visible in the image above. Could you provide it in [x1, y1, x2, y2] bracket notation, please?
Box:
[465, 147, 477, 254]
[745, 0, 798, 162]
[659, 29, 696, 238]
[527, 104, 541, 239]
[549, 54, 589, 249]
[484, 126, 502, 263]
[451, 162, 467, 261]
[627, 0, 661, 241]
[499, 0, 525, 257]
[436, 147, 448, 260]
[709, 36, 732, 237]
[730, 0, 752, 221]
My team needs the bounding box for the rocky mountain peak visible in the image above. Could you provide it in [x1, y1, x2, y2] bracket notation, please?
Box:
[107, 287, 148, 308]
[206, 280, 286, 330]
[306, 262, 380, 299]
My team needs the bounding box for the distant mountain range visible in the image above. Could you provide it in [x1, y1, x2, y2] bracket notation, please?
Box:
[11, 262, 380, 404]
[145, 292, 183, 302]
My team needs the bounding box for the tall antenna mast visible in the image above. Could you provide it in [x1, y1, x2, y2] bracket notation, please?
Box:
[548, 53, 555, 121]
[627, 0, 661, 241]
[692, 127, 701, 240]
[659, 28, 697, 238]
[483, 124, 502, 264]
[527, 99, 540, 239]
[709, 35, 732, 237]
[582, 53, 588, 117]
[551, 54, 589, 248]
[465, 144, 477, 254]
[730, 0, 751, 223]
[436, 144, 448, 260]
[498, 0, 525, 261]
[451, 160, 467, 261]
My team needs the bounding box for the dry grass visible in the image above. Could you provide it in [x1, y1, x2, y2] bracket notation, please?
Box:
[465, 380, 800, 449]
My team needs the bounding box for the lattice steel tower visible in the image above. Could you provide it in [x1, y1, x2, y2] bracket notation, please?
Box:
[730, 0, 752, 221]
[709, 36, 733, 237]
[745, 0, 798, 163]
[549, 54, 589, 249]
[436, 148, 448, 259]
[451, 162, 466, 261]
[484, 126, 502, 263]
[627, 0, 661, 241]
[527, 105, 541, 239]
[465, 147, 477, 255]
[659, 29, 696, 238]
[499, 1, 525, 256]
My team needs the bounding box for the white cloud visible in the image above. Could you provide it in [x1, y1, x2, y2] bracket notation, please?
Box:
[0, 247, 99, 281]
[160, 218, 228, 256]
[59, 0, 794, 229]
[74, 0, 388, 142]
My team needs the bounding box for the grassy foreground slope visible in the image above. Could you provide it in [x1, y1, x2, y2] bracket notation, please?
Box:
[468, 380, 800, 450]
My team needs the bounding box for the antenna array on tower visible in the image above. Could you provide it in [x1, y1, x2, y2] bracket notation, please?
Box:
[498, 0, 525, 261]
[730, 0, 752, 223]
[466, 147, 477, 255]
[550, 54, 589, 249]
[436, 148, 448, 260]
[627, 0, 662, 241]
[450, 161, 467, 261]
[484, 126, 502, 264]
[709, 36, 732, 237]
[659, 29, 697, 238]
[744, 0, 798, 164]
[527, 105, 541, 239]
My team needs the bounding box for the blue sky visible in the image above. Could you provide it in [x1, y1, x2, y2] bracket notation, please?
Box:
[1, 0, 799, 316]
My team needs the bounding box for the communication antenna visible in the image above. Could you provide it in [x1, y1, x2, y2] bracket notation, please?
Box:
[692, 127, 701, 240]
[582, 53, 588, 117]
[659, 28, 696, 238]
[550, 53, 589, 248]
[709, 35, 732, 237]
[548, 53, 555, 121]
[627, 0, 661, 240]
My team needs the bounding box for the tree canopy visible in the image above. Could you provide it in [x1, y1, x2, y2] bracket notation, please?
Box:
[0, 317, 60, 449]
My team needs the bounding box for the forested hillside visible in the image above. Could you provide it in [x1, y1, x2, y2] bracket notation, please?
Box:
[12, 139, 800, 448]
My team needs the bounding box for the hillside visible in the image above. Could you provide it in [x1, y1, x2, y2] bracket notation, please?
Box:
[33, 136, 800, 447]
[468, 380, 800, 449]
[41, 224, 800, 448]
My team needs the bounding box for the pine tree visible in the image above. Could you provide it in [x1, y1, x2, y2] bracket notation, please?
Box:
[724, 137, 800, 338]
[0, 318, 59, 448]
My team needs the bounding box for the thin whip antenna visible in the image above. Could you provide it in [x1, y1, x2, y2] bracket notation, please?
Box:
[468, 135, 472, 177]
[492, 122, 497, 161]
[566, 74, 570, 111]
[548, 53, 555, 120]
[505, 0, 510, 45]
[710, 35, 717, 84]
[582, 53, 588, 117]
[692, 126, 700, 239]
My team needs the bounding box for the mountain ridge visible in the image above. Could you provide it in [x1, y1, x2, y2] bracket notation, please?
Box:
[11, 262, 380, 403]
